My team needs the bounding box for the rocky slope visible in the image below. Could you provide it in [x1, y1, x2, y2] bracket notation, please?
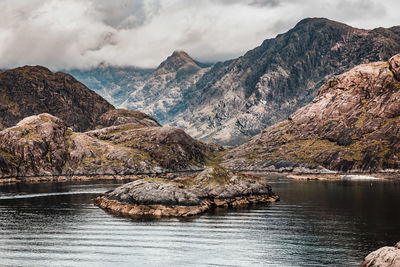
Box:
[361, 242, 400, 267]
[68, 18, 400, 145]
[0, 112, 222, 178]
[223, 54, 400, 173]
[173, 18, 400, 145]
[69, 51, 210, 125]
[0, 66, 114, 131]
[94, 166, 279, 217]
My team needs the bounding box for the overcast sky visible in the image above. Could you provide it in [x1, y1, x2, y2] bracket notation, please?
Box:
[0, 0, 399, 70]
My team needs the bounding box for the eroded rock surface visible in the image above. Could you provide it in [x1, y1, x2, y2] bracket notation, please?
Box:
[223, 54, 400, 172]
[361, 242, 400, 267]
[94, 166, 279, 217]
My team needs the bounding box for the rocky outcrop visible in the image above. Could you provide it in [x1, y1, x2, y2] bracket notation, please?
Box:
[0, 112, 222, 178]
[97, 109, 160, 128]
[223, 54, 400, 173]
[94, 166, 279, 217]
[0, 66, 114, 131]
[361, 242, 400, 267]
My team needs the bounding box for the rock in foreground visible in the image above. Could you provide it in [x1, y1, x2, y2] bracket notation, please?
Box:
[361, 242, 400, 267]
[94, 166, 279, 217]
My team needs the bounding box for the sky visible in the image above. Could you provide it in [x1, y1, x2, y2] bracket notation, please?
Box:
[0, 0, 399, 70]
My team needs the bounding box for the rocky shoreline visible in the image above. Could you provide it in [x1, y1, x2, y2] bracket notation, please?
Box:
[361, 242, 400, 267]
[94, 166, 279, 217]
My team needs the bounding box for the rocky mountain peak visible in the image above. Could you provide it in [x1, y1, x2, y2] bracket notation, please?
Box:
[294, 17, 351, 29]
[156, 50, 200, 73]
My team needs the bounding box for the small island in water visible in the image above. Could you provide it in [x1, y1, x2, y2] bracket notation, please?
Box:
[94, 165, 279, 217]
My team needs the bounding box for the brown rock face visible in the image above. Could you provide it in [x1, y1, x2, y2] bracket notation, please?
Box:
[0, 114, 71, 176]
[223, 54, 400, 172]
[361, 242, 400, 267]
[0, 66, 114, 131]
[390, 54, 400, 81]
[97, 109, 160, 128]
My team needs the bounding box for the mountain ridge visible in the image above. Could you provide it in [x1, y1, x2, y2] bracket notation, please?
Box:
[67, 18, 400, 145]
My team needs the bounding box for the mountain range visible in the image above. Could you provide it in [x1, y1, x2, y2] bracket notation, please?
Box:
[68, 18, 400, 145]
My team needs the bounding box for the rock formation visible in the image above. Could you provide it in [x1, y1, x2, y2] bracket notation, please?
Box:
[223, 54, 400, 173]
[0, 66, 114, 131]
[69, 18, 400, 145]
[361, 242, 400, 267]
[0, 112, 222, 178]
[94, 166, 279, 217]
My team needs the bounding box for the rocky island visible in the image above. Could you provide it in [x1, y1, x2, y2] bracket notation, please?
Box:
[94, 166, 279, 217]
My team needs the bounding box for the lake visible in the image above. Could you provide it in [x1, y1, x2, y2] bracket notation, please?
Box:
[0, 174, 399, 266]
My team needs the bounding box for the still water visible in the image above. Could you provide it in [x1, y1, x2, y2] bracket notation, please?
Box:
[0, 174, 399, 266]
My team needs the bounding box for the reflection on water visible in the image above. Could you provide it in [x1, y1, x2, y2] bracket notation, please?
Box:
[0, 175, 400, 266]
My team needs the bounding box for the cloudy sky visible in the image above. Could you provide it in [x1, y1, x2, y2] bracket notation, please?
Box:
[0, 0, 399, 70]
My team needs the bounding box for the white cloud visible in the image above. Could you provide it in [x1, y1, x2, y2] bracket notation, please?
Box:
[0, 0, 399, 70]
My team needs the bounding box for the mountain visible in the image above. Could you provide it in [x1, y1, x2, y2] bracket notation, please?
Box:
[67, 18, 400, 145]
[120, 51, 210, 123]
[0, 66, 114, 131]
[68, 51, 210, 124]
[172, 18, 400, 145]
[223, 54, 400, 173]
[0, 111, 222, 178]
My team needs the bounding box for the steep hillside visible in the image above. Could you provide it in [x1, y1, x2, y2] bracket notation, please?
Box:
[0, 112, 222, 178]
[69, 51, 210, 125]
[0, 66, 114, 131]
[172, 18, 400, 145]
[223, 54, 400, 173]
[121, 51, 210, 123]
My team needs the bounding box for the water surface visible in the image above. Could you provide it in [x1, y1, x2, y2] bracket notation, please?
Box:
[1, 175, 399, 266]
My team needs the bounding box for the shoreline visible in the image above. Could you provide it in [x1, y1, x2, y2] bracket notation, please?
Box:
[94, 194, 279, 218]
[1, 170, 399, 185]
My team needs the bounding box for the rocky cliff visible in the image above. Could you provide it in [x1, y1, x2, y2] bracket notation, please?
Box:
[0, 112, 222, 178]
[0, 66, 114, 131]
[68, 18, 400, 145]
[223, 54, 400, 173]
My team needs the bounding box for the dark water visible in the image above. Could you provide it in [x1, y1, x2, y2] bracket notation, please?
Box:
[1, 175, 400, 267]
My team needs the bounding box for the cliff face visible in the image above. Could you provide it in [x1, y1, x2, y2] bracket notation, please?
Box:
[223, 54, 400, 173]
[69, 18, 400, 145]
[0, 112, 222, 178]
[0, 66, 114, 131]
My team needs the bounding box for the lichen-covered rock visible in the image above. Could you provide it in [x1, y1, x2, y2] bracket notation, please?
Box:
[223, 54, 400, 172]
[361, 242, 400, 267]
[94, 166, 279, 217]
